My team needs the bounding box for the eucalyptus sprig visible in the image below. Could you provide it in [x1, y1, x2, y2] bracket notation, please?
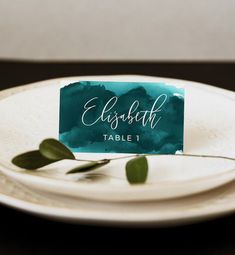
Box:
[12, 138, 148, 184]
[11, 138, 235, 185]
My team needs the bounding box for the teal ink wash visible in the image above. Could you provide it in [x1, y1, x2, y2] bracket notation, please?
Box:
[59, 81, 185, 154]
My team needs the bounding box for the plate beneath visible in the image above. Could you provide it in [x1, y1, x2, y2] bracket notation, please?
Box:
[0, 75, 235, 201]
[1, 170, 235, 227]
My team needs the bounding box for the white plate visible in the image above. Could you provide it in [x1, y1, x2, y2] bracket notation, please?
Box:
[0, 75, 235, 202]
[2, 169, 235, 227]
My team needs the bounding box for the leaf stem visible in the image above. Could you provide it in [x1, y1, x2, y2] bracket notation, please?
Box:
[75, 158, 98, 162]
[73, 153, 235, 168]
[107, 154, 140, 161]
[81, 153, 235, 163]
[169, 153, 235, 162]
[74, 154, 139, 163]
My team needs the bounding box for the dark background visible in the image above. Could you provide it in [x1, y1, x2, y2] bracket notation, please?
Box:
[1, 61, 234, 90]
[0, 61, 235, 255]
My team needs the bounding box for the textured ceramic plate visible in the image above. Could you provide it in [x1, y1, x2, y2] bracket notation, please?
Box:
[0, 75, 235, 202]
[2, 170, 235, 227]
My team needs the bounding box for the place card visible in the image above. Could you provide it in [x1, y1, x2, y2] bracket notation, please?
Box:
[59, 81, 184, 154]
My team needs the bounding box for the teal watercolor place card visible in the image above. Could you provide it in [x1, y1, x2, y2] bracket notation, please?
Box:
[59, 81, 184, 154]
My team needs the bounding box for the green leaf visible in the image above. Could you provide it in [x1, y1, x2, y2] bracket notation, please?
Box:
[12, 150, 57, 170]
[39, 138, 75, 160]
[125, 156, 148, 184]
[66, 159, 110, 174]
